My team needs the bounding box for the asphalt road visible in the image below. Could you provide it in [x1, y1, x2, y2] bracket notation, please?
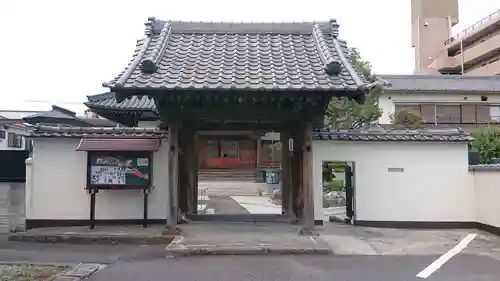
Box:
[86, 255, 500, 281]
[2, 235, 500, 281]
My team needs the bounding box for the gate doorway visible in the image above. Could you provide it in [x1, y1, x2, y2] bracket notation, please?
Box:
[195, 134, 282, 217]
[322, 161, 355, 224]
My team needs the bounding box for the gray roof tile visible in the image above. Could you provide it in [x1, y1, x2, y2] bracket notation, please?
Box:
[469, 164, 500, 171]
[313, 128, 472, 142]
[103, 18, 366, 92]
[30, 125, 471, 142]
[85, 92, 156, 111]
[379, 75, 500, 93]
[29, 126, 167, 138]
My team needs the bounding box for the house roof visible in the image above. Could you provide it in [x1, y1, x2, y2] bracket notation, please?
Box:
[23, 105, 118, 127]
[313, 128, 472, 142]
[29, 126, 167, 138]
[85, 92, 156, 111]
[379, 75, 500, 93]
[103, 18, 366, 92]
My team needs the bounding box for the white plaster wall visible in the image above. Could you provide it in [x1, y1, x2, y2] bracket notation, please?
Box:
[378, 91, 500, 124]
[472, 170, 500, 228]
[28, 138, 169, 220]
[312, 141, 474, 222]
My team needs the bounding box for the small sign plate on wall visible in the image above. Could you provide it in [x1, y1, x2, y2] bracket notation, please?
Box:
[388, 167, 404, 172]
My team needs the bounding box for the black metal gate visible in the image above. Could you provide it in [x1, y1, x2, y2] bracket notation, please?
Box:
[0, 150, 29, 183]
[344, 164, 354, 222]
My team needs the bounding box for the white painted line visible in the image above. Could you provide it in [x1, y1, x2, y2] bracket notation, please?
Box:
[416, 233, 477, 279]
[309, 236, 317, 244]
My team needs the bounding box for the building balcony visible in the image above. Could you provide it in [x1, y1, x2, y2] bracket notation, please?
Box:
[467, 57, 500, 76]
[444, 8, 500, 48]
[432, 33, 500, 72]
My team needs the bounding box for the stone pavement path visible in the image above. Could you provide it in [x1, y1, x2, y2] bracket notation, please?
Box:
[206, 196, 250, 214]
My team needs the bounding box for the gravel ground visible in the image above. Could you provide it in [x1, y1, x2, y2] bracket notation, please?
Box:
[0, 264, 69, 281]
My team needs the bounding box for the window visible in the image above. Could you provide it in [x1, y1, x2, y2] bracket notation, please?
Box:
[7, 133, 23, 148]
[435, 105, 461, 123]
[0, 130, 5, 139]
[205, 140, 239, 158]
[221, 141, 238, 158]
[394, 103, 500, 124]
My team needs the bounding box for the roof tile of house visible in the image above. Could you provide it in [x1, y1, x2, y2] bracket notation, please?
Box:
[85, 92, 156, 111]
[30, 125, 470, 142]
[379, 75, 500, 93]
[29, 126, 167, 138]
[103, 18, 366, 92]
[313, 128, 472, 142]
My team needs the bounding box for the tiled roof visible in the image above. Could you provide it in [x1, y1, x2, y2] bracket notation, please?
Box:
[313, 128, 472, 142]
[85, 92, 156, 111]
[103, 18, 366, 92]
[379, 75, 500, 93]
[30, 125, 471, 142]
[29, 126, 168, 138]
[469, 164, 500, 171]
[378, 123, 498, 134]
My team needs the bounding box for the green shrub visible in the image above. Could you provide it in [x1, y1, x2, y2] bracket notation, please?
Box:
[325, 180, 345, 192]
[471, 126, 500, 164]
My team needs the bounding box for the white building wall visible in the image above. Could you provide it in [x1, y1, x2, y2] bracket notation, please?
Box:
[27, 138, 169, 221]
[472, 170, 500, 228]
[312, 141, 474, 223]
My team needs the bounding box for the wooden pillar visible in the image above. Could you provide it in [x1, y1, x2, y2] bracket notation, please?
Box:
[167, 122, 179, 229]
[255, 137, 262, 181]
[178, 126, 197, 215]
[301, 122, 314, 231]
[185, 129, 197, 214]
[191, 132, 199, 214]
[280, 131, 291, 215]
[178, 128, 188, 214]
[290, 126, 303, 221]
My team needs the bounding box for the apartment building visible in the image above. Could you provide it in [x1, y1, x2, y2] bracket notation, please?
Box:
[413, 0, 500, 75]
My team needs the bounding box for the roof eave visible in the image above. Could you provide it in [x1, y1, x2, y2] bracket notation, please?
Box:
[383, 89, 500, 94]
[84, 102, 156, 113]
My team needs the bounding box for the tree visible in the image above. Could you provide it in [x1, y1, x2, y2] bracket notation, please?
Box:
[471, 126, 500, 164]
[326, 47, 383, 129]
[390, 108, 425, 129]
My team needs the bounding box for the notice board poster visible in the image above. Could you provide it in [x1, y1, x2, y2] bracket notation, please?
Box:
[87, 152, 151, 188]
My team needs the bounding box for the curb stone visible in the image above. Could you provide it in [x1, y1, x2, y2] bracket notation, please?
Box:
[165, 246, 333, 256]
[8, 233, 174, 245]
[52, 263, 104, 281]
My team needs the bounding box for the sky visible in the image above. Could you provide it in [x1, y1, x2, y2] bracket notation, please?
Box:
[0, 0, 499, 114]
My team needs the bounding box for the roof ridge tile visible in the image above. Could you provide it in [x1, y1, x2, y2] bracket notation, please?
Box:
[312, 24, 342, 76]
[140, 22, 172, 73]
